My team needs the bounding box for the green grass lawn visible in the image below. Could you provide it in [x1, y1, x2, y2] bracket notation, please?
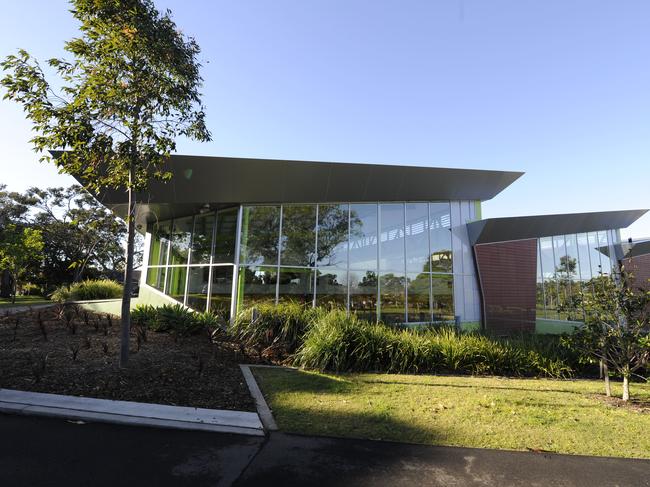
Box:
[0, 295, 50, 309]
[253, 368, 650, 459]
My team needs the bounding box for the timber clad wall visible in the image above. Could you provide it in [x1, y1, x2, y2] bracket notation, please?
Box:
[623, 253, 650, 290]
[474, 239, 537, 334]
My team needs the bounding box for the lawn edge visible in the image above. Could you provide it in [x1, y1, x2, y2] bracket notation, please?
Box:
[239, 364, 281, 431]
[0, 388, 264, 436]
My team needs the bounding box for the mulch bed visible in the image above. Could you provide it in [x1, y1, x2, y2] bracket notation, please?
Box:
[0, 305, 266, 412]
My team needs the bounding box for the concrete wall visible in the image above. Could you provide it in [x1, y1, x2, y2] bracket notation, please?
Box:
[76, 285, 179, 318]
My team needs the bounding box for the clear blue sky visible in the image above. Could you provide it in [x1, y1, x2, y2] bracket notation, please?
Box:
[1, 0, 649, 238]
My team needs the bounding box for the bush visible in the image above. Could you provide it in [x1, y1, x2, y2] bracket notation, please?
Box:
[50, 279, 123, 302]
[231, 301, 320, 353]
[294, 311, 579, 378]
[131, 304, 159, 328]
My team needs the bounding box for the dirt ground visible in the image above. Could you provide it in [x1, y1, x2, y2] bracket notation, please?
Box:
[0, 305, 262, 411]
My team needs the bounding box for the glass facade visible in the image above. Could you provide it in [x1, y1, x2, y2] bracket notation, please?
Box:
[234, 202, 454, 323]
[536, 230, 615, 321]
[145, 208, 238, 317]
[145, 201, 456, 324]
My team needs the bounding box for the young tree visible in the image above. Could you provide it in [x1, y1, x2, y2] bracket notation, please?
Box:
[0, 225, 44, 303]
[567, 273, 650, 401]
[1, 0, 211, 365]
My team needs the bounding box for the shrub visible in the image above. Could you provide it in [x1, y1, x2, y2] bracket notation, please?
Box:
[295, 310, 580, 378]
[50, 279, 123, 302]
[231, 301, 320, 353]
[157, 304, 203, 337]
[50, 285, 71, 303]
[131, 304, 159, 329]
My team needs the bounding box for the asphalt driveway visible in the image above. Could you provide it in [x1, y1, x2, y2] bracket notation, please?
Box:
[1, 414, 648, 487]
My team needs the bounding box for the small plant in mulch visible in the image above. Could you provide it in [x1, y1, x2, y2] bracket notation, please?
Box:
[12, 317, 20, 342]
[36, 311, 47, 341]
[100, 341, 109, 355]
[134, 324, 147, 352]
[100, 321, 108, 336]
[29, 350, 49, 383]
[68, 343, 80, 361]
[83, 311, 90, 328]
[64, 311, 77, 335]
[194, 353, 205, 377]
[106, 314, 113, 328]
[82, 336, 92, 349]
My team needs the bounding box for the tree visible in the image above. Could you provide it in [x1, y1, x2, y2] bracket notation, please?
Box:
[18, 185, 130, 288]
[2, 0, 211, 365]
[0, 225, 44, 303]
[565, 273, 650, 401]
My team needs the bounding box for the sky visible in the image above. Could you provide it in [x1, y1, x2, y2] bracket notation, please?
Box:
[1, 0, 649, 238]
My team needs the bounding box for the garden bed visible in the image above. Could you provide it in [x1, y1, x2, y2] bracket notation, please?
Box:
[0, 306, 261, 411]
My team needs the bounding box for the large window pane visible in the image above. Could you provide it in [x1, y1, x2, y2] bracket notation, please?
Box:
[191, 214, 215, 265]
[429, 202, 452, 273]
[587, 232, 603, 278]
[379, 271, 405, 324]
[237, 266, 278, 309]
[553, 236, 571, 319]
[349, 204, 378, 270]
[576, 233, 592, 282]
[166, 266, 187, 302]
[405, 203, 430, 273]
[539, 237, 558, 319]
[379, 203, 405, 272]
[431, 274, 454, 321]
[280, 205, 317, 267]
[407, 272, 431, 323]
[186, 266, 210, 311]
[169, 216, 193, 266]
[349, 269, 377, 322]
[146, 267, 166, 292]
[214, 208, 238, 263]
[210, 266, 233, 318]
[239, 206, 280, 265]
[278, 267, 315, 304]
[598, 232, 612, 275]
[148, 220, 171, 266]
[316, 204, 349, 268]
[315, 267, 348, 308]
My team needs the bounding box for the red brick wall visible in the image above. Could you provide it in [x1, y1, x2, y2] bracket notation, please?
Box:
[622, 253, 650, 290]
[474, 239, 537, 335]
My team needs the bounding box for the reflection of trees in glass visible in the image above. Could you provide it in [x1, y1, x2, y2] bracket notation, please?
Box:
[430, 249, 452, 273]
[359, 271, 377, 287]
[240, 207, 280, 265]
[556, 255, 577, 278]
[281, 206, 316, 266]
[317, 205, 360, 267]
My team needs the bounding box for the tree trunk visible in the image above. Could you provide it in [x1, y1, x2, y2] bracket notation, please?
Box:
[603, 363, 611, 397]
[119, 164, 136, 367]
[622, 375, 630, 401]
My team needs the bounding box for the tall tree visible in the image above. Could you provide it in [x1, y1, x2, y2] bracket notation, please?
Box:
[0, 224, 44, 303]
[2, 0, 211, 365]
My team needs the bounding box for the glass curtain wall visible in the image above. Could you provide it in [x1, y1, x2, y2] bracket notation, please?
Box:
[145, 207, 237, 317]
[536, 230, 616, 321]
[236, 202, 454, 324]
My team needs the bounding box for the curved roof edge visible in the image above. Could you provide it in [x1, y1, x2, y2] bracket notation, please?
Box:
[54, 152, 523, 208]
[467, 209, 649, 245]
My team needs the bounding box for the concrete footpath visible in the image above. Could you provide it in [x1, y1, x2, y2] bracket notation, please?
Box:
[1, 414, 648, 487]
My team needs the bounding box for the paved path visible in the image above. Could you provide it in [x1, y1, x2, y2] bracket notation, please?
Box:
[1, 414, 648, 487]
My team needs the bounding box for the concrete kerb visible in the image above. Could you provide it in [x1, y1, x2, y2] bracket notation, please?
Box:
[239, 364, 284, 432]
[0, 389, 264, 437]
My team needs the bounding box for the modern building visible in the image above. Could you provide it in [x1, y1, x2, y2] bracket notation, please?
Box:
[82, 155, 649, 335]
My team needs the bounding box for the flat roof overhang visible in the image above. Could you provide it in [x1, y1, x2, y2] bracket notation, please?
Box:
[467, 209, 649, 245]
[60, 153, 523, 224]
